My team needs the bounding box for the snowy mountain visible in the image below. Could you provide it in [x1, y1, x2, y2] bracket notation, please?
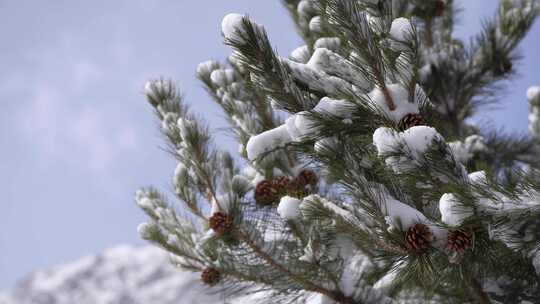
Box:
[0, 245, 231, 304]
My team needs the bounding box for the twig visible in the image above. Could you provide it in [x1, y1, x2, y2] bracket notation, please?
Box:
[375, 239, 409, 255]
[425, 18, 434, 48]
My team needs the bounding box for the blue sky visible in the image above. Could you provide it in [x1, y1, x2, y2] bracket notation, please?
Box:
[0, 0, 538, 289]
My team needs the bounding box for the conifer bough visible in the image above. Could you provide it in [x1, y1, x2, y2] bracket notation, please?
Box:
[136, 0, 540, 303]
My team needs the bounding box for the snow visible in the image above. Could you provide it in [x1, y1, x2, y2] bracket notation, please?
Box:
[305, 294, 333, 304]
[211, 194, 234, 214]
[527, 86, 540, 105]
[161, 112, 178, 133]
[196, 60, 219, 78]
[277, 196, 302, 220]
[448, 135, 488, 164]
[373, 261, 404, 292]
[32, 255, 97, 291]
[3, 245, 226, 304]
[248, 95, 357, 154]
[528, 86, 540, 137]
[285, 112, 312, 141]
[529, 107, 540, 137]
[389, 17, 412, 42]
[173, 162, 188, 188]
[144, 80, 154, 96]
[297, 0, 317, 18]
[368, 83, 418, 122]
[309, 16, 322, 33]
[314, 97, 355, 117]
[372, 127, 397, 155]
[246, 124, 292, 161]
[373, 126, 440, 160]
[221, 13, 247, 42]
[376, 190, 447, 247]
[290, 45, 310, 63]
[283, 58, 355, 96]
[379, 195, 428, 231]
[210, 69, 234, 87]
[302, 194, 352, 219]
[439, 193, 473, 226]
[307, 48, 370, 91]
[314, 37, 341, 51]
[137, 222, 154, 240]
[137, 197, 155, 210]
[144, 79, 173, 97]
[401, 126, 439, 154]
[468, 170, 487, 184]
[340, 253, 374, 296]
[284, 97, 357, 142]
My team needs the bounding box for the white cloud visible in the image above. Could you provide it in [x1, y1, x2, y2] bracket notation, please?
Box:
[5, 24, 143, 174]
[19, 80, 137, 172]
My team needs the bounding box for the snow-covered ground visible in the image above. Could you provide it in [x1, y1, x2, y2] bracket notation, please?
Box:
[0, 245, 230, 304]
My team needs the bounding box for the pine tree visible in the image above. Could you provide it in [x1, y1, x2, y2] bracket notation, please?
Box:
[136, 1, 540, 303]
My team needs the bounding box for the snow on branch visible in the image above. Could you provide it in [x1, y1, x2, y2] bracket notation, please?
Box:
[246, 96, 357, 161]
[373, 125, 442, 171]
[528, 86, 540, 139]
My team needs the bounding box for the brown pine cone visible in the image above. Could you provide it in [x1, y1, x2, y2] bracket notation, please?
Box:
[406, 223, 434, 254]
[201, 267, 221, 286]
[398, 113, 425, 131]
[447, 230, 472, 254]
[273, 176, 292, 193]
[209, 212, 233, 236]
[434, 0, 445, 17]
[295, 169, 318, 188]
[254, 180, 279, 206]
[285, 179, 304, 195]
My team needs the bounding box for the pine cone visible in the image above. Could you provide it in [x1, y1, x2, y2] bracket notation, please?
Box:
[447, 230, 472, 254]
[201, 267, 221, 286]
[406, 223, 434, 253]
[295, 169, 318, 188]
[254, 180, 279, 205]
[398, 113, 425, 131]
[273, 176, 292, 193]
[209, 212, 233, 236]
[434, 0, 445, 17]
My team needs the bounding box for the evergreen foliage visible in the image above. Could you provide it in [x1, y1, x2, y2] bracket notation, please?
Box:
[136, 1, 540, 303]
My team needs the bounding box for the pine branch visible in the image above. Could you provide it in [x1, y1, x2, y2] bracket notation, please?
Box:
[224, 16, 316, 112]
[235, 229, 356, 304]
[136, 1, 540, 303]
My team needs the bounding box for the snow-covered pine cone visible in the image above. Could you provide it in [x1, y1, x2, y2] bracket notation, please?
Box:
[406, 223, 434, 254]
[201, 267, 221, 286]
[254, 180, 280, 205]
[209, 212, 233, 236]
[398, 113, 425, 131]
[447, 230, 472, 254]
